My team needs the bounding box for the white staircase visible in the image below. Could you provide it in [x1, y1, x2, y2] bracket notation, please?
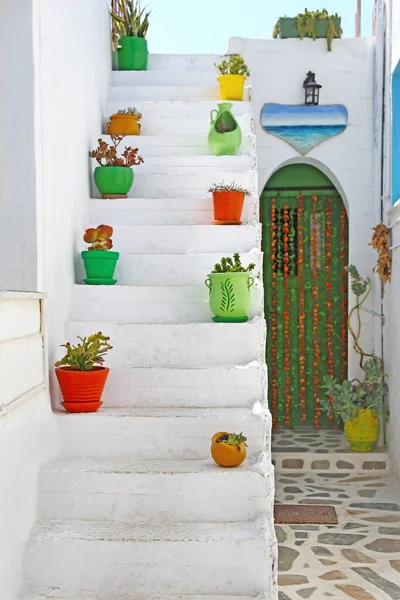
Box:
[22, 54, 277, 600]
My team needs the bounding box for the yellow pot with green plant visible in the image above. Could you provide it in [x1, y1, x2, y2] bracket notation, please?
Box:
[214, 56, 250, 101]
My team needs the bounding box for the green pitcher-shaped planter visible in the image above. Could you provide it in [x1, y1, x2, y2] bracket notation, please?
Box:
[205, 272, 254, 322]
[208, 102, 242, 156]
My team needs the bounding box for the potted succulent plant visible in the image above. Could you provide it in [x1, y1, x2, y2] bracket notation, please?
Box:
[107, 107, 142, 136]
[320, 265, 389, 451]
[205, 253, 255, 323]
[55, 332, 112, 413]
[89, 135, 144, 198]
[208, 181, 250, 225]
[208, 103, 242, 156]
[273, 9, 342, 51]
[214, 55, 250, 101]
[110, 0, 150, 71]
[81, 224, 119, 285]
[211, 432, 247, 467]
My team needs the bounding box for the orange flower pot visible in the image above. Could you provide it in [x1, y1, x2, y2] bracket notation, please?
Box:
[106, 114, 141, 136]
[212, 191, 245, 225]
[55, 366, 109, 413]
[211, 432, 247, 468]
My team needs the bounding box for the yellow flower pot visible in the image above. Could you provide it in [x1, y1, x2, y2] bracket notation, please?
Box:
[107, 114, 141, 136]
[217, 75, 246, 101]
[344, 408, 379, 452]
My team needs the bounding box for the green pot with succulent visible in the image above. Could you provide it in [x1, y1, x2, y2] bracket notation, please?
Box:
[273, 9, 342, 51]
[320, 266, 389, 451]
[110, 0, 150, 70]
[89, 135, 144, 198]
[55, 332, 112, 413]
[205, 253, 255, 323]
[107, 107, 142, 136]
[208, 102, 242, 156]
[208, 181, 250, 225]
[214, 56, 250, 101]
[81, 224, 119, 285]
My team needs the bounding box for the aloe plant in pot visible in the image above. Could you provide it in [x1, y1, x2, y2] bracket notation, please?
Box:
[55, 332, 112, 413]
[205, 253, 255, 323]
[89, 135, 144, 198]
[110, 0, 150, 71]
[81, 224, 119, 285]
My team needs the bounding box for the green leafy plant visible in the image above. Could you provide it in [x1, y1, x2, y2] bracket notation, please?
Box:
[208, 181, 251, 195]
[83, 225, 113, 251]
[55, 333, 113, 372]
[273, 8, 342, 51]
[214, 55, 250, 78]
[216, 432, 248, 447]
[212, 253, 255, 274]
[112, 107, 142, 120]
[109, 0, 150, 40]
[89, 135, 144, 167]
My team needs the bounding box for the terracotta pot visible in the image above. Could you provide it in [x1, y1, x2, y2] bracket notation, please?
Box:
[55, 366, 109, 413]
[107, 114, 141, 136]
[212, 191, 245, 224]
[211, 431, 247, 467]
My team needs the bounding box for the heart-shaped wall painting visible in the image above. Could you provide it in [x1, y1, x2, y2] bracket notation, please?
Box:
[261, 103, 348, 155]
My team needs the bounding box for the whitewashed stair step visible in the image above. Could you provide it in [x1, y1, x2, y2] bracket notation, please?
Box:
[76, 251, 262, 286]
[147, 53, 223, 69]
[57, 407, 268, 460]
[83, 224, 261, 254]
[69, 283, 263, 324]
[39, 457, 273, 523]
[100, 364, 265, 409]
[92, 171, 258, 199]
[65, 319, 265, 368]
[111, 69, 226, 87]
[109, 85, 250, 102]
[25, 520, 273, 595]
[107, 99, 252, 117]
[24, 593, 266, 600]
[89, 197, 257, 226]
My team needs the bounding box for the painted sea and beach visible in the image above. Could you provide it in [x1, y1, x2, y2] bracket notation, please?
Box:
[261, 104, 348, 155]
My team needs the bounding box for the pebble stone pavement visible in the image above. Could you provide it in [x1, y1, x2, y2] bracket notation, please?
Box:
[273, 430, 400, 600]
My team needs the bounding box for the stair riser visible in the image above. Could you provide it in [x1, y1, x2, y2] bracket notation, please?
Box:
[100, 365, 265, 408]
[146, 54, 223, 70]
[109, 86, 250, 102]
[58, 413, 267, 459]
[91, 171, 258, 199]
[77, 252, 262, 286]
[111, 70, 225, 87]
[274, 453, 391, 473]
[39, 470, 273, 523]
[65, 320, 265, 368]
[107, 100, 252, 117]
[25, 539, 273, 595]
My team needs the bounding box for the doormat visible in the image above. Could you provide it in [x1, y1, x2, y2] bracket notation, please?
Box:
[274, 504, 338, 525]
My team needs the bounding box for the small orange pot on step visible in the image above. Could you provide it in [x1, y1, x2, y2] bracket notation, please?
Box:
[55, 366, 109, 413]
[107, 114, 141, 136]
[211, 431, 247, 467]
[212, 191, 245, 225]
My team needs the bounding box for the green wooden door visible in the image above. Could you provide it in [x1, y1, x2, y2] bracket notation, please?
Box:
[261, 165, 349, 428]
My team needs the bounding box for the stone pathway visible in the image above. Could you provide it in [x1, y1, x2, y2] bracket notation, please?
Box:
[275, 432, 400, 599]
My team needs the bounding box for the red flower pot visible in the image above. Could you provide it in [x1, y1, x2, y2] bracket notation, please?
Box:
[55, 366, 109, 413]
[212, 191, 245, 225]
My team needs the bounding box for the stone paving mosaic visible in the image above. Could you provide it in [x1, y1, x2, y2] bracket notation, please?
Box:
[274, 432, 400, 599]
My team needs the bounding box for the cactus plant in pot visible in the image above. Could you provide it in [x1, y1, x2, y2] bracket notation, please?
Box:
[89, 135, 144, 198]
[55, 332, 112, 413]
[214, 55, 250, 101]
[208, 181, 250, 225]
[211, 432, 247, 467]
[107, 107, 142, 136]
[205, 253, 255, 323]
[81, 224, 119, 285]
[110, 0, 150, 71]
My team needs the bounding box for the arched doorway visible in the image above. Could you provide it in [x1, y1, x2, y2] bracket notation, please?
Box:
[261, 164, 349, 429]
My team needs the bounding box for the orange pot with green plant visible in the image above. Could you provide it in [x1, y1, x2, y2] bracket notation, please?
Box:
[55, 332, 113, 413]
[211, 432, 247, 467]
[107, 107, 142, 136]
[208, 181, 250, 225]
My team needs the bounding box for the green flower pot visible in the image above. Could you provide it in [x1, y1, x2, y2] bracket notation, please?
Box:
[117, 37, 148, 71]
[277, 17, 341, 39]
[94, 166, 134, 198]
[81, 250, 120, 285]
[205, 272, 254, 323]
[208, 102, 242, 156]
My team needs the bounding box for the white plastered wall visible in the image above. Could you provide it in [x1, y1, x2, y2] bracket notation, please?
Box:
[229, 36, 378, 382]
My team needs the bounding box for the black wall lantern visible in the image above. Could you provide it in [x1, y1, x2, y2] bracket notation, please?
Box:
[303, 72, 322, 106]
